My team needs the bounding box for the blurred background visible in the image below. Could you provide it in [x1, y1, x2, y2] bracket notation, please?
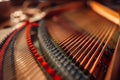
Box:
[0, 0, 119, 29]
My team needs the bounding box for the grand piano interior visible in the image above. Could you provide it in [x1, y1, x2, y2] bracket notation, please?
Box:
[0, 0, 120, 80]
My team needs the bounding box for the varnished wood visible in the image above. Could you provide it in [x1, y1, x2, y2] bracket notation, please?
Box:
[105, 36, 120, 80]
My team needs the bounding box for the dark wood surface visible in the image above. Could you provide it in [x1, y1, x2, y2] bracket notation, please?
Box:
[105, 36, 120, 80]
